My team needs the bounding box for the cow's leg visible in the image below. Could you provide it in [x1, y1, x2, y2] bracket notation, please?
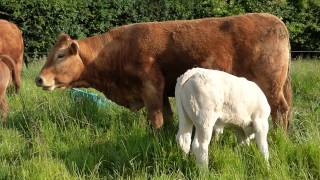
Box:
[266, 90, 289, 131]
[251, 78, 282, 129]
[279, 92, 289, 131]
[14, 53, 23, 93]
[144, 97, 164, 129]
[283, 76, 292, 130]
[142, 80, 165, 129]
[268, 90, 289, 131]
[252, 65, 289, 131]
[0, 94, 9, 122]
[163, 96, 173, 124]
[14, 61, 23, 93]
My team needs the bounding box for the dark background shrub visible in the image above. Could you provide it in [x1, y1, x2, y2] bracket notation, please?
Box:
[0, 0, 319, 62]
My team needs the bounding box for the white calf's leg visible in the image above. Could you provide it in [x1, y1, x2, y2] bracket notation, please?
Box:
[212, 121, 224, 141]
[241, 125, 255, 145]
[254, 117, 269, 161]
[192, 124, 214, 167]
[176, 113, 193, 154]
[176, 88, 193, 154]
[234, 127, 248, 145]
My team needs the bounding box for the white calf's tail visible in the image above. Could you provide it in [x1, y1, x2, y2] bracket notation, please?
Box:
[175, 70, 197, 154]
[175, 68, 199, 119]
[175, 76, 184, 123]
[177, 68, 203, 86]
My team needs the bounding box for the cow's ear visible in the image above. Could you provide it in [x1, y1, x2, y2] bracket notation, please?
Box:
[58, 32, 71, 42]
[70, 41, 79, 55]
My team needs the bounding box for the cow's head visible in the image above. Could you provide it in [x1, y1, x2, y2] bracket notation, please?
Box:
[35, 33, 85, 90]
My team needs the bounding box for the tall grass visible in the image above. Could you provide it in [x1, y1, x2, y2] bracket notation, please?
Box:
[0, 59, 319, 179]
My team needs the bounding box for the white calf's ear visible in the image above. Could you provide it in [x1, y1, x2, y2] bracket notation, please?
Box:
[70, 41, 79, 55]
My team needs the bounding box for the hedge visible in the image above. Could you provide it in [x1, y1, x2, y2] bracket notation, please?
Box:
[0, 0, 319, 61]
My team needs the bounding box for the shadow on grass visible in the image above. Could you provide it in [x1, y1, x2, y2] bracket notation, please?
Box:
[5, 89, 195, 178]
[56, 123, 196, 179]
[7, 91, 112, 136]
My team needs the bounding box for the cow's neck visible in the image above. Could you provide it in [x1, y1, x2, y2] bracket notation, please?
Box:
[76, 29, 126, 93]
[77, 27, 125, 64]
[77, 32, 111, 65]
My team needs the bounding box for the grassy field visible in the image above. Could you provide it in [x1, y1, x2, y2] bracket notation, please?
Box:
[0, 59, 319, 179]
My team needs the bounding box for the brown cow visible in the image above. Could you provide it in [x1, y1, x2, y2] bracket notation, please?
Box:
[35, 13, 292, 131]
[0, 55, 19, 121]
[0, 19, 24, 92]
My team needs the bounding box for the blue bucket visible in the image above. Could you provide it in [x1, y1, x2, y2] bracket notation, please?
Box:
[70, 88, 112, 107]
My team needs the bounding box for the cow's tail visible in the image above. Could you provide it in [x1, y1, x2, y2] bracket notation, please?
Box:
[0, 55, 19, 93]
[23, 53, 29, 68]
[21, 33, 28, 68]
[283, 42, 292, 129]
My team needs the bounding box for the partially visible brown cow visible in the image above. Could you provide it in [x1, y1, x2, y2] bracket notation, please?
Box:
[0, 55, 19, 121]
[35, 13, 292, 131]
[0, 19, 24, 92]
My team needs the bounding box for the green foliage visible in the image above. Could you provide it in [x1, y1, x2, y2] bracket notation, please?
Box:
[0, 0, 319, 59]
[287, 0, 320, 50]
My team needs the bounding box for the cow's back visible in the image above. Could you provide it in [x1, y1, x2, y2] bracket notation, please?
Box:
[122, 13, 289, 96]
[0, 20, 24, 65]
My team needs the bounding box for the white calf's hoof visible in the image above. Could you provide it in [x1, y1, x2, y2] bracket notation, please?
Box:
[176, 134, 191, 154]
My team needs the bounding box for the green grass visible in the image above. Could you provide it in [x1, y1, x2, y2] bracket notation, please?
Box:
[1, 59, 319, 179]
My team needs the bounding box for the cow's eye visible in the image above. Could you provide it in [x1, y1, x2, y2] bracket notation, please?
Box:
[57, 54, 65, 59]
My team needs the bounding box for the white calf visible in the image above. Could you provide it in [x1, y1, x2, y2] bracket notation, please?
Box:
[175, 68, 270, 167]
